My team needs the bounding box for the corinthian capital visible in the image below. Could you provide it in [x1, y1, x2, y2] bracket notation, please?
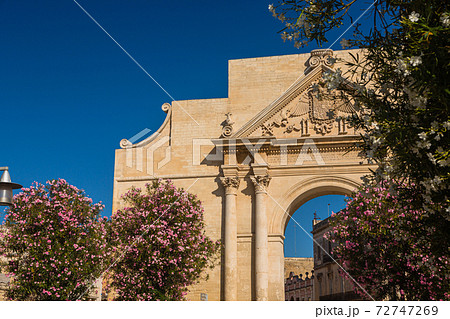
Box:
[220, 176, 240, 195]
[250, 175, 271, 193]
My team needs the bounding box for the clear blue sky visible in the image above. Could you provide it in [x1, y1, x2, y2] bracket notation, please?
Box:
[1, 1, 370, 256]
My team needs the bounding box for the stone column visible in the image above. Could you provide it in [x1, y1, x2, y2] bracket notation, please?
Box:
[220, 176, 240, 301]
[250, 174, 271, 301]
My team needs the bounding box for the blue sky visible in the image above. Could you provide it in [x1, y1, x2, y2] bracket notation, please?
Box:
[284, 195, 348, 258]
[0, 1, 370, 256]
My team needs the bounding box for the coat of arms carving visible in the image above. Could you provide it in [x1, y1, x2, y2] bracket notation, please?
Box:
[260, 82, 356, 137]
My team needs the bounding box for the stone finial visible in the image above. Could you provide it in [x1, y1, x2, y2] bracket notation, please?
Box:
[221, 113, 235, 137]
[120, 138, 132, 149]
[307, 49, 334, 70]
[161, 102, 171, 113]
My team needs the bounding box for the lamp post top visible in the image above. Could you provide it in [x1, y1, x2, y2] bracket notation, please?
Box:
[0, 167, 22, 206]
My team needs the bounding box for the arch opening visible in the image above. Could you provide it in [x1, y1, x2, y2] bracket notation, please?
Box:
[284, 195, 347, 258]
[277, 176, 358, 301]
[282, 194, 347, 302]
[282, 185, 353, 235]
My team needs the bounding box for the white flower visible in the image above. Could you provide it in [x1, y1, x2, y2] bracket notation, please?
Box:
[340, 38, 350, 49]
[418, 132, 427, 140]
[326, 56, 337, 65]
[322, 69, 343, 90]
[373, 123, 380, 131]
[427, 153, 437, 164]
[443, 121, 450, 129]
[296, 16, 306, 27]
[420, 179, 434, 193]
[409, 11, 420, 23]
[268, 4, 274, 12]
[416, 140, 431, 149]
[395, 59, 410, 76]
[410, 56, 422, 66]
[416, 132, 431, 149]
[307, 5, 317, 13]
[440, 12, 450, 27]
[409, 94, 427, 109]
[432, 176, 442, 185]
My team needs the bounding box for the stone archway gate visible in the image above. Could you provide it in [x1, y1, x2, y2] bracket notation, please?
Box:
[113, 49, 375, 301]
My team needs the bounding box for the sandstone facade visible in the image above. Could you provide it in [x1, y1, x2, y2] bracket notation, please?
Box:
[113, 49, 375, 300]
[312, 217, 360, 300]
[284, 257, 313, 280]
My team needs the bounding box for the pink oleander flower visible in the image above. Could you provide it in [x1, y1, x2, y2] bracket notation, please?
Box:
[326, 179, 449, 301]
[105, 179, 220, 301]
[0, 179, 109, 301]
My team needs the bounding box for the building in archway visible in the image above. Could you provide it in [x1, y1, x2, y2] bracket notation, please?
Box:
[312, 216, 361, 301]
[285, 270, 314, 301]
[284, 257, 313, 279]
[113, 49, 375, 301]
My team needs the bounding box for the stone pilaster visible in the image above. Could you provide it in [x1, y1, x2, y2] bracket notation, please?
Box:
[219, 176, 240, 300]
[250, 174, 271, 301]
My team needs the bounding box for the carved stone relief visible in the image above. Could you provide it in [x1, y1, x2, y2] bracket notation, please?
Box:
[250, 175, 271, 193]
[222, 113, 235, 138]
[220, 176, 240, 194]
[260, 82, 355, 137]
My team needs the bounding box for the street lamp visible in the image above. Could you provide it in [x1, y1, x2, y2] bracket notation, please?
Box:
[0, 167, 22, 206]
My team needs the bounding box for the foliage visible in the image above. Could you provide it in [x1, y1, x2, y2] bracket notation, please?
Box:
[0, 179, 108, 300]
[270, 0, 449, 217]
[326, 180, 449, 301]
[270, 0, 449, 299]
[105, 179, 220, 301]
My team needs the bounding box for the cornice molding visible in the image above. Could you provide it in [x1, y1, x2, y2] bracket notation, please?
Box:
[120, 103, 172, 149]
